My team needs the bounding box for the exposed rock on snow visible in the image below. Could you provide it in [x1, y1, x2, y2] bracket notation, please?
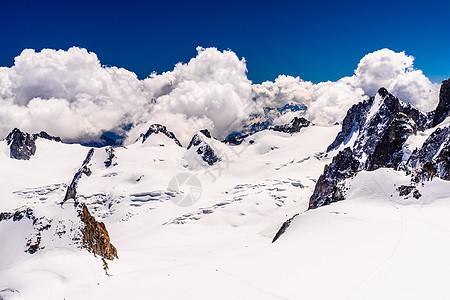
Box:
[329, 88, 429, 167]
[367, 112, 416, 170]
[64, 148, 95, 203]
[271, 213, 298, 243]
[309, 88, 431, 209]
[408, 125, 450, 181]
[432, 79, 450, 127]
[0, 204, 117, 261]
[309, 147, 360, 209]
[186, 129, 221, 166]
[104, 146, 116, 168]
[270, 117, 310, 134]
[397, 185, 422, 199]
[5, 128, 61, 160]
[79, 203, 118, 260]
[327, 98, 374, 152]
[139, 124, 182, 147]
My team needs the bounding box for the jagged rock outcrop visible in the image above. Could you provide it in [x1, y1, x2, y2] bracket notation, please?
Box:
[271, 214, 298, 243]
[187, 129, 221, 166]
[309, 148, 360, 209]
[408, 126, 450, 181]
[327, 99, 374, 152]
[270, 117, 310, 134]
[140, 124, 182, 147]
[78, 203, 118, 260]
[0, 205, 117, 261]
[432, 79, 450, 127]
[104, 146, 116, 168]
[367, 112, 416, 170]
[310, 88, 429, 209]
[328, 88, 429, 167]
[5, 128, 61, 160]
[0, 208, 52, 254]
[63, 148, 95, 203]
[397, 185, 422, 199]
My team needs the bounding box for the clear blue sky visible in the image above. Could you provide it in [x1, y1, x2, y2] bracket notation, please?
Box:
[1, 0, 449, 83]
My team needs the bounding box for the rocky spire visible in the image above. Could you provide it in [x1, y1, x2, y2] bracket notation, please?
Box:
[432, 79, 450, 127]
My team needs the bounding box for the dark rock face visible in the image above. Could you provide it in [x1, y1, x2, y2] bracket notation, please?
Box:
[187, 129, 221, 166]
[199, 129, 211, 138]
[270, 117, 310, 134]
[327, 99, 373, 152]
[78, 203, 118, 260]
[140, 124, 182, 147]
[5, 128, 61, 160]
[1, 205, 117, 261]
[408, 126, 450, 181]
[309, 148, 360, 209]
[63, 148, 95, 203]
[104, 146, 116, 168]
[397, 185, 422, 199]
[432, 79, 450, 127]
[274, 86, 448, 242]
[0, 208, 52, 254]
[310, 88, 428, 210]
[271, 214, 298, 243]
[368, 112, 416, 170]
[328, 88, 428, 169]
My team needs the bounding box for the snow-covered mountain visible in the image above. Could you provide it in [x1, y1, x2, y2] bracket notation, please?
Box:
[1, 79, 450, 299]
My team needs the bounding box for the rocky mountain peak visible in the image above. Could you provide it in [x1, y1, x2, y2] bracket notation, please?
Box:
[328, 88, 428, 168]
[308, 88, 430, 210]
[5, 128, 62, 160]
[187, 130, 221, 166]
[432, 79, 450, 127]
[199, 129, 212, 138]
[140, 124, 182, 147]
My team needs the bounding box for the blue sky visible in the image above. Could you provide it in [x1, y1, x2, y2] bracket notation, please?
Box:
[1, 0, 449, 83]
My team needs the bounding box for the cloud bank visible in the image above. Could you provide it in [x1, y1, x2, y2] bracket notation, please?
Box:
[253, 48, 440, 126]
[0, 47, 441, 144]
[0, 47, 151, 142]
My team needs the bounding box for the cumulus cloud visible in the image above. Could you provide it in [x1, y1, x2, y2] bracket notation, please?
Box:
[354, 48, 439, 111]
[0, 47, 151, 142]
[0, 46, 256, 144]
[127, 47, 255, 144]
[253, 48, 440, 126]
[0, 46, 442, 145]
[252, 75, 314, 108]
[306, 81, 366, 126]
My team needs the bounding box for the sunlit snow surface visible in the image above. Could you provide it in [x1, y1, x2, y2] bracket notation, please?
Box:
[1, 124, 450, 299]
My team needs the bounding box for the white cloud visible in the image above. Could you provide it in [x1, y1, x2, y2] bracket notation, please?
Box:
[128, 47, 255, 145]
[0, 47, 151, 142]
[0, 46, 442, 145]
[252, 75, 314, 108]
[354, 48, 439, 111]
[306, 81, 366, 126]
[253, 48, 440, 126]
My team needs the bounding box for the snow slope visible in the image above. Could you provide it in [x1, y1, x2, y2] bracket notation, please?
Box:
[1, 118, 450, 299]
